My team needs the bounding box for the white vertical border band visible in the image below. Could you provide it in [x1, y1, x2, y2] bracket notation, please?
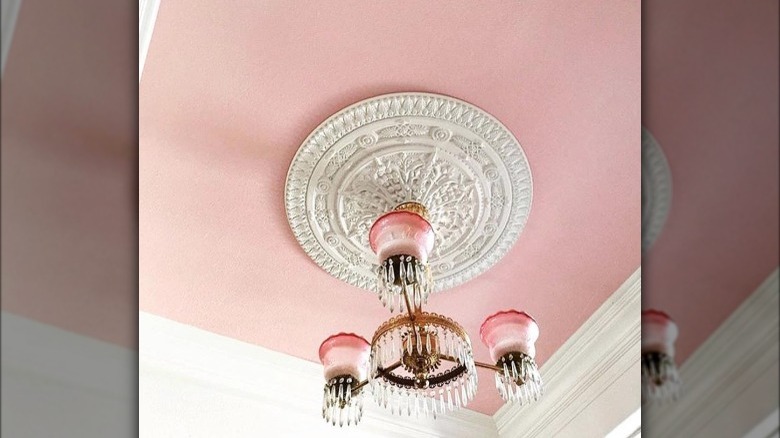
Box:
[1, 0, 23, 77]
[139, 0, 161, 81]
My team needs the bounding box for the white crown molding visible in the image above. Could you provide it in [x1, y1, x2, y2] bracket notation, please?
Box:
[643, 268, 779, 438]
[139, 0, 161, 81]
[140, 312, 498, 437]
[493, 268, 642, 437]
[1, 0, 23, 77]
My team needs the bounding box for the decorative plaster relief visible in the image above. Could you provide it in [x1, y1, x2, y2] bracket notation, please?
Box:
[641, 127, 673, 252]
[285, 93, 533, 293]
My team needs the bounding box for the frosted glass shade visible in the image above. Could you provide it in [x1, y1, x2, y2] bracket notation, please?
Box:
[369, 211, 435, 263]
[480, 310, 539, 363]
[642, 310, 678, 357]
[318, 333, 371, 381]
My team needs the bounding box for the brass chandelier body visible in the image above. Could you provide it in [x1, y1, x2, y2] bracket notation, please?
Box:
[321, 202, 542, 426]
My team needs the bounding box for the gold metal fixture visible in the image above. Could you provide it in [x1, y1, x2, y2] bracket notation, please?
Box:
[393, 201, 429, 220]
[320, 197, 543, 425]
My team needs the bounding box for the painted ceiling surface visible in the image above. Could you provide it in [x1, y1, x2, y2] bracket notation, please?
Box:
[138, 0, 640, 415]
[2, 0, 775, 418]
[643, 0, 779, 365]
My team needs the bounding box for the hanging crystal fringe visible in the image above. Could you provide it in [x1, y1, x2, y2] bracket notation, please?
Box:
[494, 352, 543, 405]
[376, 255, 431, 312]
[641, 352, 681, 402]
[322, 375, 364, 427]
[369, 322, 478, 417]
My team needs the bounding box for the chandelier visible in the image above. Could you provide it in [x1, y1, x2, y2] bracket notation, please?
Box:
[284, 93, 538, 426]
[318, 202, 542, 426]
[641, 310, 681, 403]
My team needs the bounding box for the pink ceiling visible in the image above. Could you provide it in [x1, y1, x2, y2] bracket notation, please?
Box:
[139, 0, 640, 415]
[643, 0, 779, 364]
[1, 1, 136, 348]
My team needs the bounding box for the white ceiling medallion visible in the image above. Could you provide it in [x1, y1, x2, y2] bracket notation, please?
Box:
[641, 127, 673, 252]
[285, 93, 533, 293]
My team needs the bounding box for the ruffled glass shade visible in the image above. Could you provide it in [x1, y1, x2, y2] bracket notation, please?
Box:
[480, 310, 543, 405]
[369, 209, 434, 312]
[318, 333, 370, 426]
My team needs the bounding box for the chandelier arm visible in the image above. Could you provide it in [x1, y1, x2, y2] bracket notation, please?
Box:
[474, 360, 504, 373]
[440, 354, 503, 373]
[351, 360, 403, 395]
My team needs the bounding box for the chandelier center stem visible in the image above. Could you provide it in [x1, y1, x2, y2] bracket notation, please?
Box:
[401, 283, 420, 339]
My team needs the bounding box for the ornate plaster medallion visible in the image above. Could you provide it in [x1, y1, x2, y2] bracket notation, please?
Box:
[642, 127, 673, 252]
[285, 93, 533, 293]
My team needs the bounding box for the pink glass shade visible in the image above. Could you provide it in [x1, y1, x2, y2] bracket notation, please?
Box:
[318, 333, 371, 381]
[642, 310, 678, 357]
[480, 310, 539, 363]
[368, 211, 435, 263]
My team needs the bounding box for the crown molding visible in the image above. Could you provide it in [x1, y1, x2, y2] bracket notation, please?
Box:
[139, 0, 161, 81]
[493, 267, 642, 437]
[1, 0, 22, 76]
[643, 268, 779, 438]
[139, 312, 498, 437]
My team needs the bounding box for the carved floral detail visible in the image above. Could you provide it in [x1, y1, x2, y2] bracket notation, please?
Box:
[284, 93, 533, 293]
[377, 123, 429, 139]
[338, 151, 478, 256]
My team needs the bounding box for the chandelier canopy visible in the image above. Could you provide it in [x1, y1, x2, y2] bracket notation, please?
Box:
[285, 93, 539, 426]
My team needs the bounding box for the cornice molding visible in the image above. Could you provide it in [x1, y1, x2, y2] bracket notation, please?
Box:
[140, 312, 499, 437]
[139, 0, 161, 81]
[643, 268, 779, 438]
[493, 268, 642, 437]
[1, 0, 22, 76]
